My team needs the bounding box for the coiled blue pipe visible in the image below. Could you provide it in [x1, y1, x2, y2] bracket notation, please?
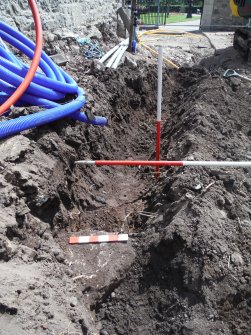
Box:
[0, 21, 108, 139]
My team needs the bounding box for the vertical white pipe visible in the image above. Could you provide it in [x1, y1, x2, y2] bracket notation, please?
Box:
[157, 46, 163, 122]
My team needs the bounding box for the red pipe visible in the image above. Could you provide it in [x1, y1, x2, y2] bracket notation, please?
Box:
[0, 0, 42, 116]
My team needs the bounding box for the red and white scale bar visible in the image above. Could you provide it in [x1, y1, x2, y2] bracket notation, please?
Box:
[69, 234, 128, 244]
[75, 160, 251, 168]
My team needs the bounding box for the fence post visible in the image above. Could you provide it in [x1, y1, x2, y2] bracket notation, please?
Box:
[157, 0, 160, 26]
[187, 0, 193, 19]
[164, 0, 169, 25]
[128, 0, 137, 52]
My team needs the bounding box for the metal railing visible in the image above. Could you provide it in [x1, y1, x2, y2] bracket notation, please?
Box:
[137, 0, 170, 26]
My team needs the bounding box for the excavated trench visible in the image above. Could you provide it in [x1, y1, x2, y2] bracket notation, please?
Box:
[1, 46, 251, 335]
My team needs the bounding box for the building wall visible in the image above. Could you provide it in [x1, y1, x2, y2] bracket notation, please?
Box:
[0, 0, 120, 31]
[201, 0, 246, 30]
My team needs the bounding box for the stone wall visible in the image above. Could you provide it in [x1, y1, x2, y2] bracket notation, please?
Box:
[201, 0, 246, 30]
[0, 0, 120, 31]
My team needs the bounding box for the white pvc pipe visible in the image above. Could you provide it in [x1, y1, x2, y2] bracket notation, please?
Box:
[101, 39, 129, 66]
[157, 46, 163, 122]
[99, 44, 120, 64]
[183, 161, 251, 167]
[106, 46, 124, 68]
[112, 45, 128, 69]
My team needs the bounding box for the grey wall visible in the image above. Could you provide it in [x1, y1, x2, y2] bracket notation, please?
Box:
[201, 0, 246, 30]
[0, 0, 120, 31]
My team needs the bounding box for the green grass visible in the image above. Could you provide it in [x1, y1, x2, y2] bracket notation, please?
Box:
[140, 13, 200, 25]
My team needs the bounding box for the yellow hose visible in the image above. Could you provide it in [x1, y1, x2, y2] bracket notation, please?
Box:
[138, 29, 200, 39]
[137, 28, 202, 69]
[140, 42, 180, 69]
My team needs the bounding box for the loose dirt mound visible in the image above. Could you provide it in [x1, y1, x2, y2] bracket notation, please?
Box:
[1, 37, 251, 335]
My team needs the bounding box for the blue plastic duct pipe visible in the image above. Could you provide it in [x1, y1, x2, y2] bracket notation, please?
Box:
[0, 21, 108, 139]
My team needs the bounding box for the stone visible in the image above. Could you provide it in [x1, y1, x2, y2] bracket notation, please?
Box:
[185, 193, 194, 200]
[20, 246, 37, 262]
[60, 30, 79, 40]
[16, 202, 30, 216]
[231, 252, 244, 266]
[192, 183, 202, 191]
[42, 232, 51, 240]
[100, 329, 109, 335]
[218, 174, 235, 189]
[71, 45, 80, 54]
[43, 32, 56, 43]
[124, 55, 137, 69]
[47, 33, 56, 43]
[0, 207, 17, 230]
[0, 236, 18, 260]
[89, 60, 105, 74]
[0, 135, 30, 162]
[94, 196, 107, 204]
[243, 178, 251, 189]
[70, 297, 78, 307]
[50, 54, 68, 66]
[240, 277, 246, 284]
[52, 249, 65, 263]
[52, 249, 60, 257]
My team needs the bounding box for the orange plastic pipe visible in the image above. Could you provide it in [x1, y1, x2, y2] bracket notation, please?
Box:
[0, 0, 42, 116]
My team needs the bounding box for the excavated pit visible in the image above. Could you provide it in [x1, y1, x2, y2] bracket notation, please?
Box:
[1, 39, 251, 335]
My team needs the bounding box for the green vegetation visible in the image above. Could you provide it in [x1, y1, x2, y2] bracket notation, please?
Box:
[161, 0, 203, 4]
[140, 13, 200, 25]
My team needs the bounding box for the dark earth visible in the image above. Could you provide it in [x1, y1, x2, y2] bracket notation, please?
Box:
[0, 24, 251, 335]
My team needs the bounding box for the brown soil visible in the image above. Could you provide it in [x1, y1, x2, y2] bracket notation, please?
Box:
[1, 29, 251, 335]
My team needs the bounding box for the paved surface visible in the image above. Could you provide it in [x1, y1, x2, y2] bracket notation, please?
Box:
[163, 18, 201, 32]
[138, 26, 234, 67]
[203, 32, 234, 52]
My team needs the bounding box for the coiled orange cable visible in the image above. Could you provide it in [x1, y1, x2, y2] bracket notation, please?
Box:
[0, 0, 42, 115]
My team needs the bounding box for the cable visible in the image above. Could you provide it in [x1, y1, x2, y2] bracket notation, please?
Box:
[77, 38, 104, 59]
[140, 42, 179, 69]
[0, 0, 42, 115]
[137, 28, 202, 69]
